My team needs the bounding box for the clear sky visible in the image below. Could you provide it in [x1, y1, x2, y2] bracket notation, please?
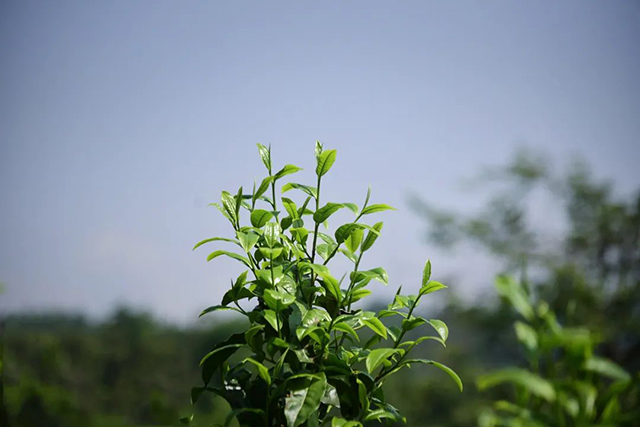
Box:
[1, 1, 639, 324]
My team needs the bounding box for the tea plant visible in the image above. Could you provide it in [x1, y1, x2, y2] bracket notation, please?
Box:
[184, 143, 462, 427]
[478, 276, 639, 427]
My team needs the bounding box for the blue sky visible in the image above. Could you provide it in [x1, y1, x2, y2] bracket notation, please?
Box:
[1, 1, 639, 324]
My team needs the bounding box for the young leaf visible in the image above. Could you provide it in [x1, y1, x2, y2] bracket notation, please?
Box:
[366, 348, 400, 373]
[275, 164, 303, 180]
[237, 231, 259, 253]
[362, 317, 387, 339]
[345, 228, 364, 253]
[263, 289, 295, 311]
[264, 222, 280, 248]
[206, 250, 251, 268]
[199, 305, 244, 317]
[282, 182, 318, 199]
[361, 222, 383, 252]
[250, 209, 273, 228]
[420, 280, 447, 296]
[281, 197, 299, 219]
[315, 141, 323, 159]
[257, 143, 271, 171]
[342, 202, 359, 214]
[193, 237, 240, 251]
[335, 223, 365, 244]
[254, 176, 274, 202]
[313, 202, 344, 223]
[263, 310, 280, 331]
[422, 260, 431, 287]
[316, 149, 337, 176]
[427, 319, 449, 341]
[402, 359, 463, 392]
[360, 204, 395, 216]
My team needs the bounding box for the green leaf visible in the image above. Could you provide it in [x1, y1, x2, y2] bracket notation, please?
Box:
[243, 358, 271, 385]
[514, 321, 538, 351]
[281, 197, 299, 219]
[477, 368, 555, 401]
[419, 280, 447, 296]
[284, 373, 327, 427]
[340, 248, 358, 263]
[254, 176, 274, 202]
[360, 204, 395, 216]
[335, 223, 365, 244]
[264, 222, 280, 247]
[199, 305, 244, 317]
[315, 141, 323, 158]
[313, 202, 344, 223]
[236, 231, 259, 253]
[342, 202, 359, 214]
[316, 149, 337, 176]
[221, 191, 238, 223]
[257, 143, 271, 171]
[402, 316, 426, 332]
[263, 310, 280, 331]
[275, 164, 303, 180]
[494, 275, 534, 321]
[352, 268, 389, 286]
[259, 247, 283, 259]
[234, 186, 243, 220]
[333, 321, 359, 341]
[206, 250, 251, 268]
[300, 263, 342, 301]
[200, 333, 245, 385]
[362, 317, 387, 339]
[192, 237, 239, 251]
[345, 228, 364, 253]
[331, 419, 362, 427]
[363, 409, 398, 422]
[422, 259, 431, 287]
[251, 209, 273, 228]
[263, 289, 295, 311]
[403, 359, 463, 392]
[366, 348, 400, 373]
[361, 221, 383, 252]
[282, 182, 318, 199]
[584, 357, 630, 381]
[427, 319, 448, 341]
[349, 288, 371, 303]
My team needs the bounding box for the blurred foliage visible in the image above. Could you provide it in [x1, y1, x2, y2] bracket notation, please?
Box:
[1, 309, 244, 427]
[478, 276, 639, 426]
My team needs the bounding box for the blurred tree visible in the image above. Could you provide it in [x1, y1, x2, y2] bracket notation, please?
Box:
[410, 148, 640, 370]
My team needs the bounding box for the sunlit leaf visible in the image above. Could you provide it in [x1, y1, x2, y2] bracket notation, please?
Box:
[360, 204, 395, 216]
[275, 164, 303, 180]
[366, 348, 400, 373]
[250, 209, 273, 228]
[206, 250, 251, 268]
[316, 149, 337, 177]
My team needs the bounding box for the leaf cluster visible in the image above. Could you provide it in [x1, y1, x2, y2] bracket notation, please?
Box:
[185, 143, 461, 427]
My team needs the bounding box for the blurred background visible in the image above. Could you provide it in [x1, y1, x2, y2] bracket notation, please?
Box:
[1, 1, 638, 426]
